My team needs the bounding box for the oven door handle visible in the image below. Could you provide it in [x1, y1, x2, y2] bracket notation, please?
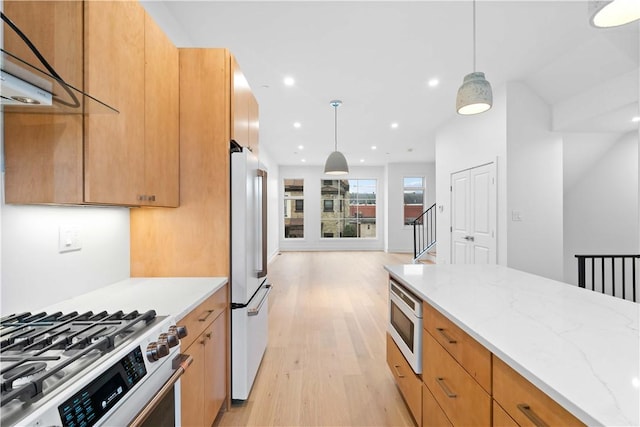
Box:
[129, 353, 194, 427]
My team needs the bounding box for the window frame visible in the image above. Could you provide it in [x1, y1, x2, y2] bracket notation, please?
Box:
[403, 176, 426, 227]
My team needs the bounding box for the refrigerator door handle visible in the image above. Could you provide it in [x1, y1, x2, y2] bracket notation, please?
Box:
[248, 284, 272, 316]
[256, 169, 268, 278]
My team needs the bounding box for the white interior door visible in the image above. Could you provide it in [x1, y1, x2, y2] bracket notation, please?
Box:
[451, 163, 496, 264]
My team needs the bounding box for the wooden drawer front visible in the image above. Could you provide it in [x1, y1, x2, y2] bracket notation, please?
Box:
[423, 301, 491, 393]
[386, 333, 422, 424]
[179, 285, 228, 350]
[493, 400, 519, 427]
[423, 383, 453, 427]
[493, 356, 585, 427]
[423, 329, 490, 426]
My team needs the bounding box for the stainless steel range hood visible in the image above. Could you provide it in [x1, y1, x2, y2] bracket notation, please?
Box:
[1, 49, 118, 115]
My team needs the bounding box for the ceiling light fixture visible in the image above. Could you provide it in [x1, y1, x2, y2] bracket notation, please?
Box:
[428, 78, 439, 87]
[632, 116, 640, 123]
[284, 76, 295, 86]
[391, 122, 399, 129]
[371, 146, 377, 150]
[324, 100, 349, 175]
[589, 0, 640, 27]
[456, 0, 492, 115]
[293, 122, 301, 128]
[298, 145, 304, 149]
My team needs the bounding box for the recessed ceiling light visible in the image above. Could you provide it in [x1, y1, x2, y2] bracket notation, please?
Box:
[284, 76, 295, 86]
[298, 145, 304, 150]
[360, 159, 365, 163]
[391, 122, 399, 129]
[293, 122, 301, 128]
[632, 116, 640, 123]
[371, 146, 377, 150]
[301, 158, 306, 163]
[428, 78, 439, 87]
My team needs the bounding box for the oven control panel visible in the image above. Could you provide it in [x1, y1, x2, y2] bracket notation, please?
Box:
[58, 346, 147, 427]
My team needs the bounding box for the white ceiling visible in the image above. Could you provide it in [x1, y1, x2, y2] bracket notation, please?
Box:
[141, 1, 639, 166]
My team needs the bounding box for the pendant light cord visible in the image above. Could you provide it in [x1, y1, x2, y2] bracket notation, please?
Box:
[473, 0, 476, 72]
[334, 104, 338, 151]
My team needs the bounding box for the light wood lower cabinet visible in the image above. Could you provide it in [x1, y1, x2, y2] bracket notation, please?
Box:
[180, 285, 228, 427]
[493, 400, 518, 427]
[386, 333, 422, 424]
[422, 329, 491, 427]
[422, 383, 452, 427]
[493, 356, 585, 427]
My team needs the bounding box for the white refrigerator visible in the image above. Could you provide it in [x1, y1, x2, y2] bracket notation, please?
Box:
[230, 144, 270, 400]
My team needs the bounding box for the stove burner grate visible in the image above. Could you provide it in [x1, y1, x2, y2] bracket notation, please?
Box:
[0, 309, 157, 406]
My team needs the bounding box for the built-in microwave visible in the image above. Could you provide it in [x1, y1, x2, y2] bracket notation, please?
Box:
[388, 278, 423, 374]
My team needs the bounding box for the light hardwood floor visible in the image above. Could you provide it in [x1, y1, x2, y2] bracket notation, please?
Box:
[216, 251, 416, 427]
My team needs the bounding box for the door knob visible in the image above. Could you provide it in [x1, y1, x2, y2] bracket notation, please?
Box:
[463, 235, 475, 241]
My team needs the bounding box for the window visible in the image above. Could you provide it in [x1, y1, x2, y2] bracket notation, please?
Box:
[403, 177, 425, 225]
[320, 179, 377, 238]
[284, 179, 304, 238]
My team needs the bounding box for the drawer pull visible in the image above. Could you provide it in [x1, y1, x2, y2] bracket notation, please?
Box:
[393, 364, 405, 378]
[198, 309, 215, 322]
[436, 328, 457, 344]
[517, 404, 549, 427]
[436, 377, 457, 398]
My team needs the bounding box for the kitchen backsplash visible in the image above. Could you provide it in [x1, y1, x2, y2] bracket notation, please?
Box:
[1, 201, 130, 314]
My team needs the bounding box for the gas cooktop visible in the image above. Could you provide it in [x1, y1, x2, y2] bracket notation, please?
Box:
[0, 310, 160, 414]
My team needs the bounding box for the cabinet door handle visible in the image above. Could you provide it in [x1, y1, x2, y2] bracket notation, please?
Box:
[205, 332, 212, 339]
[393, 364, 405, 378]
[198, 309, 214, 322]
[436, 328, 457, 344]
[517, 404, 549, 427]
[436, 377, 457, 398]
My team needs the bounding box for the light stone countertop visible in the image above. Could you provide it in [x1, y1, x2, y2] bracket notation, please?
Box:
[384, 264, 640, 427]
[40, 277, 228, 322]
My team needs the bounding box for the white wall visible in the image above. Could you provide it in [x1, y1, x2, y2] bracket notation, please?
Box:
[386, 162, 435, 253]
[278, 165, 385, 251]
[434, 85, 508, 265]
[563, 132, 639, 285]
[506, 82, 564, 281]
[1, 204, 131, 314]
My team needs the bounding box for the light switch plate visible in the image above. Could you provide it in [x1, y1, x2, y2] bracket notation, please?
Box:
[59, 225, 82, 253]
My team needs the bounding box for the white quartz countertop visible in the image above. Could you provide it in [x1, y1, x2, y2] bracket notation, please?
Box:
[39, 277, 228, 322]
[384, 264, 640, 427]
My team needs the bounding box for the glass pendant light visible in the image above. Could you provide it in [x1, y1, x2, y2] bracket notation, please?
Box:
[456, 0, 493, 115]
[324, 100, 349, 175]
[589, 0, 640, 28]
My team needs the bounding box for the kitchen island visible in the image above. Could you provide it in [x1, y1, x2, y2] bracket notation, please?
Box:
[385, 264, 639, 427]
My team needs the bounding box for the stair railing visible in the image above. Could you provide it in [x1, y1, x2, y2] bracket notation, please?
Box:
[413, 203, 436, 262]
[575, 254, 640, 302]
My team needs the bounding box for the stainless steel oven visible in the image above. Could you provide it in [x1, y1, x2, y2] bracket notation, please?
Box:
[1, 310, 192, 427]
[388, 278, 423, 374]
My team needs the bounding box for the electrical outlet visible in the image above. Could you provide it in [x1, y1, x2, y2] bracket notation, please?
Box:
[59, 225, 82, 253]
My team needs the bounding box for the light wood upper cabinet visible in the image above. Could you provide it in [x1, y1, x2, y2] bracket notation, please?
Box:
[84, 0, 145, 205]
[3, 1, 179, 207]
[3, 1, 84, 204]
[131, 48, 257, 277]
[231, 56, 258, 154]
[248, 92, 260, 157]
[143, 12, 179, 207]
